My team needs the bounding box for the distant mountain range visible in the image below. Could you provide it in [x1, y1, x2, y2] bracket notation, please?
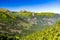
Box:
[0, 8, 60, 36]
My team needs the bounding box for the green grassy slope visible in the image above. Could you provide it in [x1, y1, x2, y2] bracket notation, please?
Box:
[20, 20, 60, 40]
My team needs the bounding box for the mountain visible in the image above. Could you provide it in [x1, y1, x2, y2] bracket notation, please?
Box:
[0, 8, 60, 39]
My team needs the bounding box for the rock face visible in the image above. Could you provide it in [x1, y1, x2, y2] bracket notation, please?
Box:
[28, 13, 37, 24]
[27, 13, 60, 27]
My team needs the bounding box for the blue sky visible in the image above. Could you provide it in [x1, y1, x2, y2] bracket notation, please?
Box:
[0, 0, 60, 13]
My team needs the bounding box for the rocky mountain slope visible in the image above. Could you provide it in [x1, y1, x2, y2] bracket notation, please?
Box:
[0, 8, 60, 37]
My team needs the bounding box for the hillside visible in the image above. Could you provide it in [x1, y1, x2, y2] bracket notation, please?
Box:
[20, 20, 60, 40]
[0, 8, 60, 40]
